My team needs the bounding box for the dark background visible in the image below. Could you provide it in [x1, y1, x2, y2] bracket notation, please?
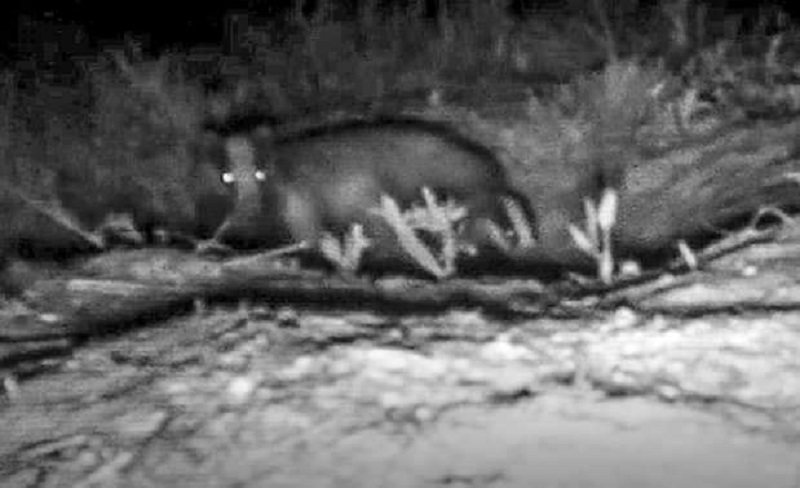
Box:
[1, 0, 798, 61]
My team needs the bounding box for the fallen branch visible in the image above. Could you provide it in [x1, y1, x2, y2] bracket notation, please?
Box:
[0, 248, 556, 342]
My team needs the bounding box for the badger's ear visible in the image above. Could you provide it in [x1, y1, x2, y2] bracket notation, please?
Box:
[200, 107, 280, 138]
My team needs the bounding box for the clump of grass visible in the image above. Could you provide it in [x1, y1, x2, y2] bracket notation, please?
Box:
[308, 188, 469, 279]
[0, 46, 228, 260]
[61, 49, 210, 237]
[319, 224, 371, 275]
[218, 0, 609, 114]
[482, 196, 536, 255]
[373, 188, 468, 280]
[682, 32, 800, 121]
[316, 188, 537, 279]
[100, 49, 203, 139]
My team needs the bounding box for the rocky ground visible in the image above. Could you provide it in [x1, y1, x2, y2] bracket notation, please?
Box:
[2, 222, 800, 488]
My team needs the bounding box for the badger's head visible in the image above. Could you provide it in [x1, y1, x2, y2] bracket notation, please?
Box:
[190, 124, 280, 248]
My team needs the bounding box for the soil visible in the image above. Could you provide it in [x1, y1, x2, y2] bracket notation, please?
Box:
[2, 225, 800, 488]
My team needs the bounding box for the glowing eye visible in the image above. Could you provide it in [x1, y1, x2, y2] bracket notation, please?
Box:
[221, 172, 236, 185]
[255, 170, 267, 182]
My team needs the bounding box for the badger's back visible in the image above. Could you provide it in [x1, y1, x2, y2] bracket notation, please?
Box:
[265, 121, 511, 234]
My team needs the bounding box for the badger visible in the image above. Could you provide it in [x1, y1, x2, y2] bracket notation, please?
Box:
[197, 116, 535, 273]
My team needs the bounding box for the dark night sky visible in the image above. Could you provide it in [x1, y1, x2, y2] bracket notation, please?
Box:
[2, 0, 799, 60]
[11, 1, 262, 44]
[3, 1, 292, 57]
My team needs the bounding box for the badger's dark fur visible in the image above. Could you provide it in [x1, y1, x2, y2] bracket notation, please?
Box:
[201, 116, 535, 272]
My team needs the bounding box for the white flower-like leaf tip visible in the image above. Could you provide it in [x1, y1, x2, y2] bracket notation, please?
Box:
[421, 187, 436, 208]
[485, 219, 511, 252]
[503, 197, 534, 247]
[319, 232, 343, 264]
[569, 224, 596, 256]
[344, 224, 369, 269]
[380, 194, 403, 219]
[583, 197, 599, 246]
[597, 188, 619, 232]
[677, 240, 698, 270]
[421, 186, 450, 229]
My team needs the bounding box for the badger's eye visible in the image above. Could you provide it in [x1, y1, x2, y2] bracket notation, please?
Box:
[221, 172, 236, 185]
[254, 169, 267, 182]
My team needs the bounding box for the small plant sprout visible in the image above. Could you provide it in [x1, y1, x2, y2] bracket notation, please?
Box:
[374, 188, 468, 280]
[676, 239, 698, 270]
[502, 195, 535, 249]
[420, 187, 460, 270]
[403, 187, 468, 232]
[568, 187, 619, 284]
[319, 224, 371, 274]
[583, 195, 600, 247]
[483, 219, 512, 254]
[482, 196, 535, 255]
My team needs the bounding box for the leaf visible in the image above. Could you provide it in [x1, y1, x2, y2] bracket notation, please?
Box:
[597, 188, 619, 233]
[378, 195, 448, 279]
[568, 224, 596, 257]
[502, 196, 535, 249]
[319, 232, 344, 267]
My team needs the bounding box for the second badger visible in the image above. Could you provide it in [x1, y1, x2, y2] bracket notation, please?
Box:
[197, 117, 534, 272]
